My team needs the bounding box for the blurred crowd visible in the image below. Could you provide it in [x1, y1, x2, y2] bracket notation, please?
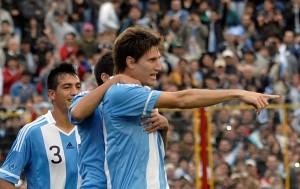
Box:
[0, 0, 300, 188]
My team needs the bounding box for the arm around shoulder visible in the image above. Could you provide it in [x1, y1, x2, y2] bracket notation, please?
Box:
[0, 179, 15, 189]
[71, 74, 141, 122]
[71, 77, 118, 122]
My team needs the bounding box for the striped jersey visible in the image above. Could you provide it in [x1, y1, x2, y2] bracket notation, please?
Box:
[102, 84, 169, 189]
[0, 111, 79, 189]
[68, 91, 107, 188]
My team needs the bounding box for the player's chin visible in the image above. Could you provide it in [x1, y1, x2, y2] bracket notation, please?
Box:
[66, 101, 72, 107]
[146, 80, 156, 87]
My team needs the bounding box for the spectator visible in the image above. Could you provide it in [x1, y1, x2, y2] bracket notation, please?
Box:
[34, 36, 54, 73]
[169, 58, 189, 88]
[282, 30, 300, 61]
[2, 57, 22, 94]
[181, 11, 208, 57]
[263, 154, 285, 180]
[231, 0, 246, 19]
[19, 0, 44, 23]
[213, 58, 227, 87]
[98, 0, 120, 34]
[285, 0, 300, 34]
[10, 71, 36, 104]
[49, 10, 77, 48]
[59, 32, 78, 61]
[70, 0, 91, 32]
[217, 0, 240, 27]
[166, 0, 189, 23]
[0, 20, 15, 50]
[174, 157, 193, 181]
[0, 4, 14, 32]
[20, 39, 37, 75]
[22, 17, 44, 52]
[140, 0, 163, 31]
[190, 58, 203, 88]
[118, 5, 143, 34]
[77, 22, 98, 58]
[178, 131, 194, 160]
[207, 8, 224, 53]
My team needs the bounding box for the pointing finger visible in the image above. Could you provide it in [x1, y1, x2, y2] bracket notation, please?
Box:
[264, 94, 281, 99]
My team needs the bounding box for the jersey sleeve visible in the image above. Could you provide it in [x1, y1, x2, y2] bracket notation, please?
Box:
[0, 128, 31, 184]
[107, 84, 161, 117]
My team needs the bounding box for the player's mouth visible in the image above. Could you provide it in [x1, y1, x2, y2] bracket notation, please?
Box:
[150, 74, 157, 80]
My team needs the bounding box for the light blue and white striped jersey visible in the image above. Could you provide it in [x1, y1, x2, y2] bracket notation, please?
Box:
[68, 91, 107, 189]
[102, 83, 169, 189]
[0, 111, 79, 189]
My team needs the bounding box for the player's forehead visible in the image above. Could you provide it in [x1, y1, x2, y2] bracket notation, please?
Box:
[56, 73, 80, 85]
[144, 46, 161, 59]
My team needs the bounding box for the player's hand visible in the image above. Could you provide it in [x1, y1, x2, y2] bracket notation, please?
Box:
[239, 91, 281, 114]
[116, 74, 141, 85]
[144, 110, 169, 133]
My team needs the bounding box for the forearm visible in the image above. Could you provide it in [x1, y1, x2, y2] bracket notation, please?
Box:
[178, 89, 242, 108]
[158, 89, 243, 109]
[0, 179, 15, 189]
[71, 77, 117, 121]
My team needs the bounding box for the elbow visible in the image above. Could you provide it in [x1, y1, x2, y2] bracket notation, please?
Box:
[0, 179, 14, 189]
[71, 108, 83, 122]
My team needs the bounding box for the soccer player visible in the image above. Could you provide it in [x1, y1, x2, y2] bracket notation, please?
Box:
[69, 51, 169, 188]
[0, 63, 81, 189]
[72, 27, 280, 188]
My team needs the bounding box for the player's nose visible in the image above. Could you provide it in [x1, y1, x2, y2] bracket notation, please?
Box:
[70, 86, 80, 96]
[154, 59, 162, 72]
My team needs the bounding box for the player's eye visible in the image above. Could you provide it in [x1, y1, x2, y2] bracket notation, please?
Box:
[63, 84, 71, 89]
[76, 84, 81, 89]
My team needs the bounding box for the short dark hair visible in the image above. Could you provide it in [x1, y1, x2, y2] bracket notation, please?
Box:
[64, 32, 76, 39]
[47, 63, 77, 90]
[21, 70, 32, 77]
[113, 27, 162, 73]
[1, 20, 10, 25]
[94, 51, 114, 85]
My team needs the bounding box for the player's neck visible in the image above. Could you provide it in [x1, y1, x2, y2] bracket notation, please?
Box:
[122, 70, 145, 86]
[51, 109, 74, 133]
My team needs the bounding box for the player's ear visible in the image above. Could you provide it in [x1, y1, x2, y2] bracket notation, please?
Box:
[101, 73, 110, 83]
[126, 56, 135, 70]
[48, 89, 55, 101]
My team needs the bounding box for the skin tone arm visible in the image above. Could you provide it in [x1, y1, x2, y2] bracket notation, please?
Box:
[0, 179, 15, 189]
[143, 89, 279, 149]
[144, 110, 169, 148]
[156, 89, 280, 113]
[71, 74, 140, 122]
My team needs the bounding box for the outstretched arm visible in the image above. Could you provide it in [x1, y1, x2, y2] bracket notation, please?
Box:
[71, 74, 140, 122]
[156, 89, 280, 112]
[0, 179, 14, 189]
